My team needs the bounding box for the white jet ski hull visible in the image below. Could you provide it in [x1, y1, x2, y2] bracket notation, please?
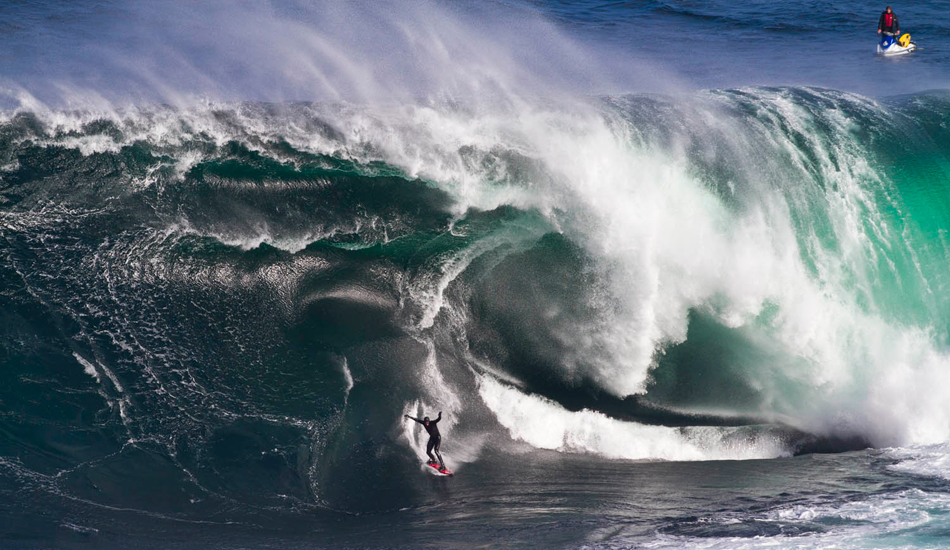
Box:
[877, 42, 916, 56]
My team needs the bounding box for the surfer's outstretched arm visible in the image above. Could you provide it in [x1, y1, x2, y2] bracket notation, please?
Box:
[432, 411, 442, 424]
[404, 414, 423, 424]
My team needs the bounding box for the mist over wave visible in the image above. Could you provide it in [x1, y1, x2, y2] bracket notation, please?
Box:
[1, 0, 669, 108]
[5, 0, 950, 107]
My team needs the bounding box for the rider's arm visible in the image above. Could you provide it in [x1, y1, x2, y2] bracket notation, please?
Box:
[404, 415, 422, 424]
[433, 411, 442, 423]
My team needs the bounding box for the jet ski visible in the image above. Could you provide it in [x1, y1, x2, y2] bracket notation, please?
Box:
[877, 33, 916, 56]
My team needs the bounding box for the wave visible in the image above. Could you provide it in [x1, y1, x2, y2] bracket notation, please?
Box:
[3, 86, 950, 512]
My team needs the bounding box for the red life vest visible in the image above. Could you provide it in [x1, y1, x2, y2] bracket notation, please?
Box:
[885, 13, 893, 28]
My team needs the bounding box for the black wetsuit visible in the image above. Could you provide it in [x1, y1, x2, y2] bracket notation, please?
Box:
[409, 412, 443, 467]
[878, 10, 900, 36]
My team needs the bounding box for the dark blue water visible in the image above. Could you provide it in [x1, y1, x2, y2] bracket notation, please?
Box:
[4, 2, 950, 549]
[531, 0, 950, 93]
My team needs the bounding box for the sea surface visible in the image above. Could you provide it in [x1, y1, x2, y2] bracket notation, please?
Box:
[3, 1, 950, 548]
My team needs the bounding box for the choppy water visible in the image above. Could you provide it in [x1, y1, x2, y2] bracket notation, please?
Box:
[3, 1, 950, 549]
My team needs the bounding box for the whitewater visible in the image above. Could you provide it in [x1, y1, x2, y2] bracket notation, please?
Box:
[3, 1, 950, 548]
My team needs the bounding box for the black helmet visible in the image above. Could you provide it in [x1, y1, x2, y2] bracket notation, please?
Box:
[423, 416, 430, 422]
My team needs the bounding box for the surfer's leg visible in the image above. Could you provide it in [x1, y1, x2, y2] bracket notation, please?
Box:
[426, 437, 437, 464]
[434, 436, 444, 468]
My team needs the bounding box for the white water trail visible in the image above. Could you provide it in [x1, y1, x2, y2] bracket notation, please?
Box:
[73, 352, 124, 393]
[477, 375, 788, 461]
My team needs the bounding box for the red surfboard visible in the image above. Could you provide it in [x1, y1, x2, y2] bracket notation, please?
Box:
[427, 462, 453, 476]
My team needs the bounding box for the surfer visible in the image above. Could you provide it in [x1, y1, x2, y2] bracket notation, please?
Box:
[877, 6, 900, 38]
[405, 411, 444, 469]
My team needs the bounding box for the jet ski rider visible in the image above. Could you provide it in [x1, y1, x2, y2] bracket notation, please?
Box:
[877, 6, 900, 40]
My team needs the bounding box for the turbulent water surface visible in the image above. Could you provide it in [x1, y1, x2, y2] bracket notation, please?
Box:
[3, 1, 950, 548]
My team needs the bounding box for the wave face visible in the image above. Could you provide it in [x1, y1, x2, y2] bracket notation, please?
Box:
[3, 87, 950, 519]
